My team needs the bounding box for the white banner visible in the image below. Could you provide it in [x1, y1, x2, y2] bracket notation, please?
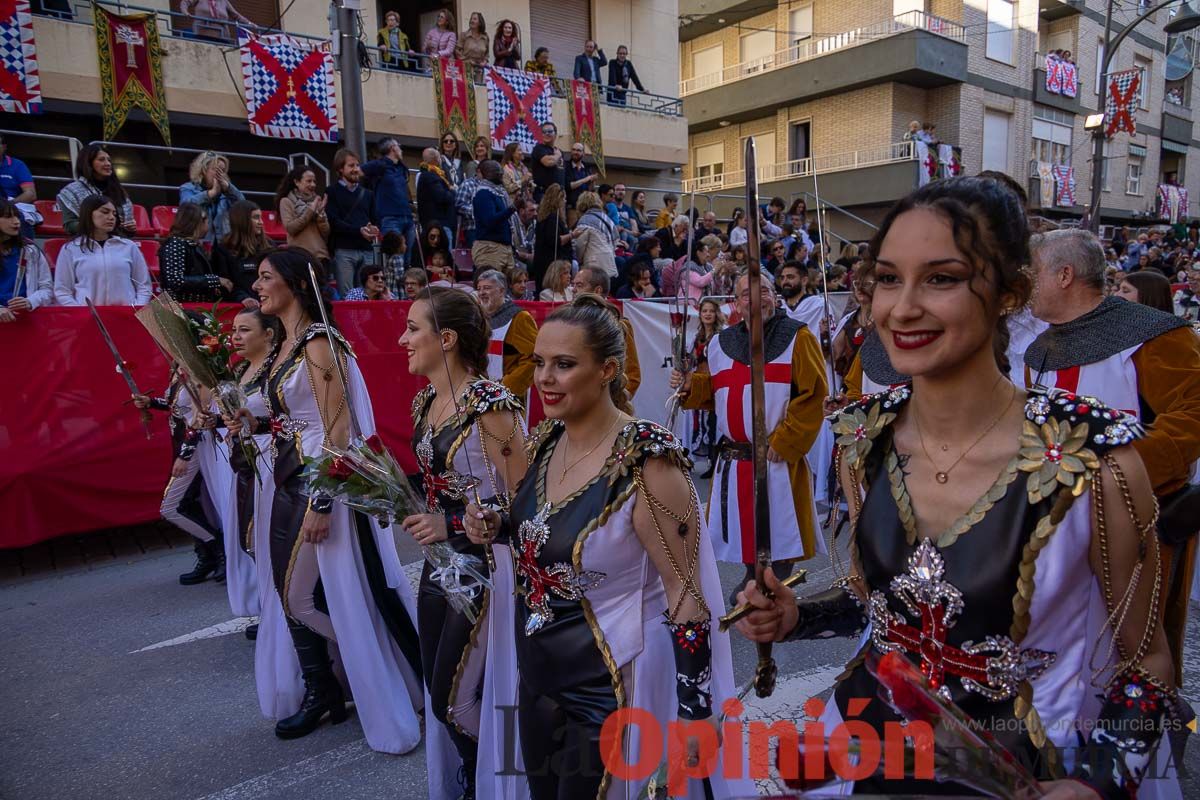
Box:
[623, 299, 699, 448]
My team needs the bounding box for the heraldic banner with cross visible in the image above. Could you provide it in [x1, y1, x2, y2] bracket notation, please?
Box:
[238, 30, 338, 143]
[433, 56, 478, 146]
[569, 78, 604, 177]
[94, 6, 169, 144]
[1105, 68, 1140, 138]
[0, 0, 41, 115]
[485, 66, 552, 152]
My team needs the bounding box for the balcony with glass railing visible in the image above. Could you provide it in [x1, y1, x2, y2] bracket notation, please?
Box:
[680, 11, 965, 97]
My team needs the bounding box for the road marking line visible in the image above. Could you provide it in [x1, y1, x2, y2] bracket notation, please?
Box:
[131, 616, 258, 653]
[193, 740, 373, 800]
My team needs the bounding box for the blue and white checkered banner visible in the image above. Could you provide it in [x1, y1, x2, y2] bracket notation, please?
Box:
[485, 66, 552, 152]
[238, 30, 338, 143]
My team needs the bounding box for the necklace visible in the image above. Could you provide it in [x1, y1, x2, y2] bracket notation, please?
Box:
[429, 377, 469, 429]
[558, 413, 624, 485]
[913, 376, 1015, 485]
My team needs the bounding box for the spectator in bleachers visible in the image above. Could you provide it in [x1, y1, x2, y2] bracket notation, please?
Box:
[533, 183, 571, 291]
[424, 8, 457, 59]
[426, 249, 455, 285]
[463, 136, 491, 180]
[630, 190, 650, 232]
[616, 261, 658, 299]
[457, 12, 489, 68]
[539, 260, 573, 302]
[492, 19, 521, 68]
[179, 151, 244, 245]
[160, 202, 232, 303]
[275, 165, 330, 263]
[565, 142, 596, 211]
[58, 144, 135, 237]
[573, 40, 607, 83]
[654, 192, 678, 230]
[530, 122, 565, 203]
[380, 231, 407, 296]
[378, 10, 416, 72]
[417, 147, 457, 243]
[500, 143, 533, 203]
[0, 135, 35, 205]
[0, 200, 52, 322]
[54, 194, 151, 307]
[606, 45, 644, 106]
[513, 196, 537, 270]
[572, 191, 617, 281]
[454, 166, 484, 248]
[471, 160, 517, 274]
[402, 266, 428, 299]
[621, 235, 661, 291]
[416, 223, 450, 268]
[361, 137, 415, 255]
[344, 263, 394, 301]
[655, 213, 690, 263]
[439, 133, 465, 188]
[325, 148, 380, 296]
[525, 46, 556, 77]
[213, 200, 272, 308]
[510, 267, 535, 300]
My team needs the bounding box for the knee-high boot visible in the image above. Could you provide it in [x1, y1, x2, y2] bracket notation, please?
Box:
[275, 620, 347, 739]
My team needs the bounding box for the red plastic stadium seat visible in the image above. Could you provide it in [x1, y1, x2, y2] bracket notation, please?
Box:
[261, 209, 287, 241]
[131, 205, 156, 237]
[151, 205, 177, 238]
[138, 239, 160, 271]
[452, 248, 474, 280]
[42, 237, 69, 269]
[35, 200, 66, 236]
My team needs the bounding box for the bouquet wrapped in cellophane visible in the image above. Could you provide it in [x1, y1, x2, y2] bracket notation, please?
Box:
[304, 433, 491, 622]
[135, 296, 262, 478]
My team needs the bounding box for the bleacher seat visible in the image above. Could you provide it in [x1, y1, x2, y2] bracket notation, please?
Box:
[35, 200, 66, 236]
[132, 205, 156, 238]
[42, 237, 69, 269]
[151, 206, 177, 238]
[262, 209, 287, 241]
[452, 248, 474, 280]
[138, 239, 160, 272]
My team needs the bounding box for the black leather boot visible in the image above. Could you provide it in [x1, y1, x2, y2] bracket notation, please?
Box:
[179, 540, 219, 585]
[244, 623, 259, 641]
[457, 754, 478, 800]
[275, 622, 347, 740]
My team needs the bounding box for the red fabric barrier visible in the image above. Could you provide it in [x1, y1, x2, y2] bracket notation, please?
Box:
[0, 301, 560, 548]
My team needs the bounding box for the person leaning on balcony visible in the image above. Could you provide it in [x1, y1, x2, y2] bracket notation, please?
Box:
[179, 151, 245, 245]
[524, 46, 556, 77]
[456, 11, 489, 69]
[492, 19, 521, 68]
[180, 0, 253, 41]
[605, 45, 644, 106]
[423, 8, 457, 59]
[377, 10, 416, 72]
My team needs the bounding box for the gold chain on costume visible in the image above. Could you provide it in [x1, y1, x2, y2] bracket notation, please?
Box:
[632, 465, 707, 621]
[303, 347, 346, 445]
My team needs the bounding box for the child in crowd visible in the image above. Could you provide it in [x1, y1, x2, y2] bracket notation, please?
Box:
[380, 231, 407, 297]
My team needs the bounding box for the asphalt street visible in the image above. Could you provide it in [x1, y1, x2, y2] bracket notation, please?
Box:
[2, 514, 1198, 799]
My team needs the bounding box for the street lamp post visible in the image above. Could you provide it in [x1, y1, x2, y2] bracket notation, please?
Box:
[1086, 0, 1200, 233]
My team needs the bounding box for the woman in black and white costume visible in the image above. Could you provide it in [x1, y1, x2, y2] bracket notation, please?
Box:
[465, 295, 753, 800]
[398, 286, 527, 800]
[225, 247, 423, 751]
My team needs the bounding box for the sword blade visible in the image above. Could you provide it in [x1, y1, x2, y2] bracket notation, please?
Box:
[306, 262, 362, 440]
[87, 298, 152, 438]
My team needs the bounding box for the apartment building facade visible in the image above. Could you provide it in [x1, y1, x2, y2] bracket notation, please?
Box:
[12, 0, 685, 207]
[678, 0, 1200, 239]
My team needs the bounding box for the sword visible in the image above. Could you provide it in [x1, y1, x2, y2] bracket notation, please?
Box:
[810, 170, 839, 398]
[86, 298, 153, 439]
[12, 246, 27, 300]
[306, 262, 363, 441]
[743, 137, 778, 698]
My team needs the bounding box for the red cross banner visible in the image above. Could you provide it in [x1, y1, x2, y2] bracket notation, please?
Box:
[238, 30, 338, 143]
[0, 0, 41, 114]
[485, 65, 552, 152]
[94, 6, 170, 144]
[569, 78, 605, 176]
[432, 56, 478, 145]
[1105, 68, 1140, 138]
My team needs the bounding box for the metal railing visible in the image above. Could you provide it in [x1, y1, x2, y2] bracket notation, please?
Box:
[40, 0, 323, 46]
[365, 49, 683, 117]
[683, 142, 917, 193]
[680, 11, 965, 96]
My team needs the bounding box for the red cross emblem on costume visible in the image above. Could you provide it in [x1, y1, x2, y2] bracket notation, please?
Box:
[868, 538, 1055, 701]
[247, 39, 332, 132]
[514, 502, 606, 636]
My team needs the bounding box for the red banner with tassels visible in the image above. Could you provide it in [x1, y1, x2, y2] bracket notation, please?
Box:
[569, 78, 605, 176]
[433, 56, 478, 144]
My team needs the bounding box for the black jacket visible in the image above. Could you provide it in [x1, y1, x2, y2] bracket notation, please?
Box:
[607, 59, 644, 91]
[212, 244, 259, 303]
[416, 168, 456, 233]
[573, 50, 607, 81]
[532, 214, 567, 289]
[325, 182, 376, 252]
[160, 237, 222, 302]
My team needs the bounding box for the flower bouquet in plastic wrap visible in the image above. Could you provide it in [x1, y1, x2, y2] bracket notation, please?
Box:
[304, 433, 491, 621]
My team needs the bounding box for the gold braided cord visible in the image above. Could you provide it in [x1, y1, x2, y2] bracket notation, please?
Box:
[1009, 487, 1079, 644]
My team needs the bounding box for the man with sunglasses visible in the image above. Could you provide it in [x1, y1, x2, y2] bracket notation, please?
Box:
[530, 123, 566, 202]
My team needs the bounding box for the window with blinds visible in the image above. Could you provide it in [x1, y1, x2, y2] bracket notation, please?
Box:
[529, 0, 592, 72]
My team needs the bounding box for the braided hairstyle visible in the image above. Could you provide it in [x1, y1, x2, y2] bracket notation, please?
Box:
[863, 176, 1032, 375]
[414, 286, 491, 378]
[545, 293, 635, 414]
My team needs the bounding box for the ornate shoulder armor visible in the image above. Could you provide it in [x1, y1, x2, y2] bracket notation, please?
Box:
[606, 419, 692, 483]
[410, 385, 435, 426]
[524, 418, 561, 465]
[1019, 388, 1144, 503]
[464, 378, 525, 417]
[830, 384, 912, 472]
[300, 323, 357, 358]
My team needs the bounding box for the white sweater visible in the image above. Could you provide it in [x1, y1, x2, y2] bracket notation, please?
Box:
[11, 244, 54, 309]
[54, 237, 152, 306]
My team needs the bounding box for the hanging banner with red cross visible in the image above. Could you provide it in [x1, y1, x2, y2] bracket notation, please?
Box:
[485, 65, 552, 152]
[0, 0, 41, 114]
[432, 56, 478, 145]
[568, 78, 605, 177]
[1105, 68, 1140, 138]
[238, 30, 338, 143]
[94, 6, 170, 144]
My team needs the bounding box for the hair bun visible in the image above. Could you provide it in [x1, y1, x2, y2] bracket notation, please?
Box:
[570, 292, 622, 321]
